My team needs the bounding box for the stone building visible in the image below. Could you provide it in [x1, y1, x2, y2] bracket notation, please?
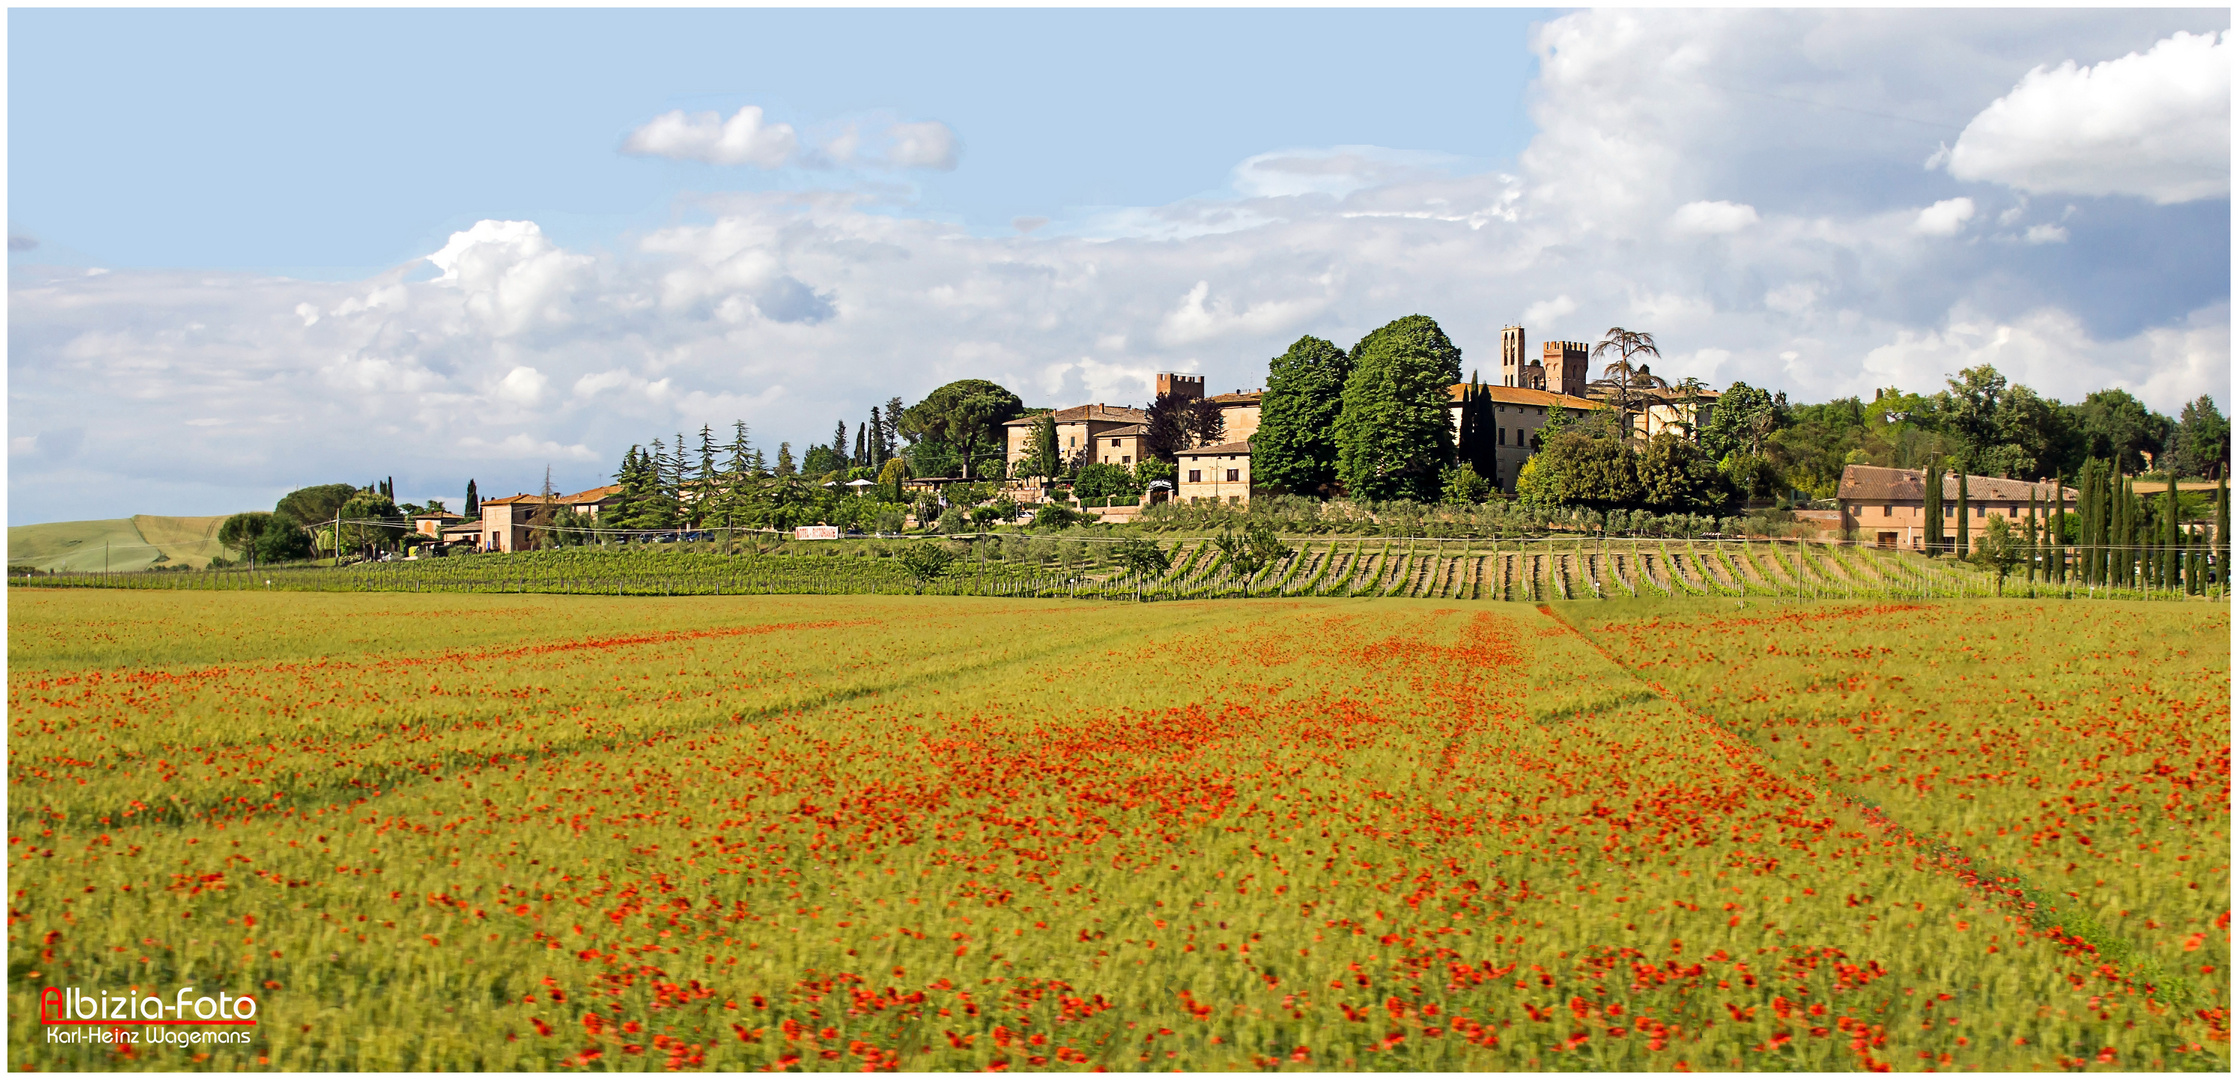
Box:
[1001, 404, 1148, 474]
[1496, 326, 1590, 398]
[1835, 465, 2075, 549]
[1001, 372, 1263, 477]
[1446, 383, 1610, 492]
[1175, 440, 1252, 504]
[468, 485, 623, 552]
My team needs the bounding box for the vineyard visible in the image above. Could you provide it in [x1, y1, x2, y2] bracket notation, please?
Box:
[6, 592, 2226, 1070]
[13, 534, 2226, 602]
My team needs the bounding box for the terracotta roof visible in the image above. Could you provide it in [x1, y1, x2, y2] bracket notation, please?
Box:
[558, 484, 622, 504]
[411, 510, 464, 520]
[1837, 465, 2075, 504]
[1636, 386, 1722, 404]
[1446, 383, 1609, 410]
[1207, 391, 1262, 405]
[1096, 424, 1148, 437]
[1175, 440, 1253, 457]
[479, 485, 621, 508]
[1004, 404, 1147, 426]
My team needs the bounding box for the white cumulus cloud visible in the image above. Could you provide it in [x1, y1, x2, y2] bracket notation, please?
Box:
[1670, 200, 1760, 235]
[623, 105, 798, 168]
[1913, 197, 1977, 236]
[1946, 30, 2230, 203]
[1155, 280, 1327, 347]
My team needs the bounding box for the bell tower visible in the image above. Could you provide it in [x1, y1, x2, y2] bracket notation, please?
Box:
[1499, 326, 1527, 387]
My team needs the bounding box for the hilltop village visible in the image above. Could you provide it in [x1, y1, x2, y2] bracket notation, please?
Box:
[205, 314, 2224, 565]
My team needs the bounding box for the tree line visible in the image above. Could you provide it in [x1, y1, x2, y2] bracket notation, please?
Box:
[217, 312, 2230, 562]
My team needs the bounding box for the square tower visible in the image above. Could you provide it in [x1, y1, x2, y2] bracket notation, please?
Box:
[1499, 326, 1527, 387]
[1544, 341, 1589, 397]
[1156, 372, 1205, 400]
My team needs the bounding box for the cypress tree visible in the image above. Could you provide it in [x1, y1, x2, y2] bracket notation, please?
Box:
[2051, 477, 2066, 585]
[1030, 413, 1061, 481]
[2093, 462, 2110, 586]
[2080, 460, 2101, 585]
[2162, 470, 2179, 590]
[2112, 474, 2130, 590]
[1953, 463, 1970, 557]
[465, 479, 480, 518]
[1923, 460, 1944, 554]
[2026, 488, 2039, 585]
[2217, 474, 2229, 597]
[2125, 475, 2140, 589]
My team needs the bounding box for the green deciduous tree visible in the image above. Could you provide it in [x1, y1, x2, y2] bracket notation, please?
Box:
[1072, 462, 1139, 501]
[1440, 462, 1493, 505]
[877, 458, 911, 503]
[1253, 335, 1352, 495]
[336, 489, 405, 554]
[896, 543, 956, 592]
[2075, 388, 2169, 475]
[1212, 520, 1293, 580]
[1522, 428, 1644, 510]
[1637, 432, 1733, 514]
[1972, 514, 2022, 595]
[1334, 315, 1462, 502]
[1113, 537, 1170, 578]
[1698, 382, 1790, 462]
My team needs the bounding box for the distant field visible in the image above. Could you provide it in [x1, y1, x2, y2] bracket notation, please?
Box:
[6, 514, 237, 572]
[7, 592, 2226, 1071]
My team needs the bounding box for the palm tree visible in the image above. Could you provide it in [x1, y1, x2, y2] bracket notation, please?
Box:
[1590, 327, 1667, 440]
[1670, 376, 1710, 441]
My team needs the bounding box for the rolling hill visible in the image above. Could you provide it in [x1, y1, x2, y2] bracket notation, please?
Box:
[8, 515, 242, 572]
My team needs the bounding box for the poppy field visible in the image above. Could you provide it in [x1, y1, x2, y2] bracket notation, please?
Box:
[7, 589, 2228, 1071]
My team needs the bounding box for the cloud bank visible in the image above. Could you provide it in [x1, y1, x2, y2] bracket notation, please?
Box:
[8, 10, 2226, 524]
[1945, 30, 2229, 203]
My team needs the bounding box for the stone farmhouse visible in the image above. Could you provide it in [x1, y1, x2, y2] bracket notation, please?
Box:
[470, 485, 622, 552]
[1002, 373, 1264, 476]
[1836, 465, 2075, 549]
[1176, 441, 1253, 503]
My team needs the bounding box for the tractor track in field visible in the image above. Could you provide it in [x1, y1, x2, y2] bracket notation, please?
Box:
[1530, 601, 2198, 1011]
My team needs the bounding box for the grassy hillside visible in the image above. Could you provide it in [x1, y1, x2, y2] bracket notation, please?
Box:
[7, 514, 237, 572]
[131, 514, 233, 568]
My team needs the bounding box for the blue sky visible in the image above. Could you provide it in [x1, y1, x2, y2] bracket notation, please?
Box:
[8, 8, 2229, 524]
[10, 8, 1544, 276]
